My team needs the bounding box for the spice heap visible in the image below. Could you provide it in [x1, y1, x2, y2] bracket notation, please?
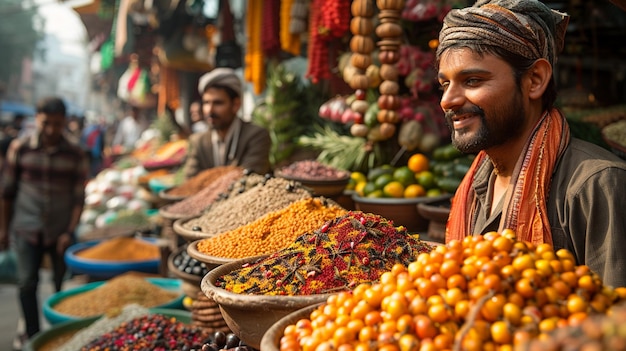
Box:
[277, 160, 350, 181]
[182, 176, 313, 235]
[163, 168, 245, 217]
[79, 313, 210, 351]
[217, 211, 434, 295]
[165, 165, 240, 197]
[197, 198, 347, 259]
[53, 273, 179, 318]
[76, 236, 160, 261]
[277, 230, 626, 351]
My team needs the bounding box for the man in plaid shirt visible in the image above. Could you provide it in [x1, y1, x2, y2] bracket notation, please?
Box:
[0, 97, 88, 347]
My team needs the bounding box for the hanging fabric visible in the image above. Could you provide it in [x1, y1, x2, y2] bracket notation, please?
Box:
[215, 0, 243, 68]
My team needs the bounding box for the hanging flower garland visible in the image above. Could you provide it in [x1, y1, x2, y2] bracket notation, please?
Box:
[244, 0, 266, 94]
[305, 0, 351, 84]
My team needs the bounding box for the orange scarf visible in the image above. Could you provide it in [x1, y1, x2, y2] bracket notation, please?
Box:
[446, 108, 570, 245]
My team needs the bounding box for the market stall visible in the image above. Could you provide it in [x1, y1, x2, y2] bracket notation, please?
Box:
[28, 0, 626, 350]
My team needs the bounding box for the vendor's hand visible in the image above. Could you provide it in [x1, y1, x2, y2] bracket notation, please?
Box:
[57, 232, 72, 255]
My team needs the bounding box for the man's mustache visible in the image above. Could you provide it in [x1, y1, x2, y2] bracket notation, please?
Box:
[444, 106, 485, 120]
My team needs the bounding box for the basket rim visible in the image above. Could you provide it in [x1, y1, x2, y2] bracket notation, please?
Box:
[200, 256, 333, 309]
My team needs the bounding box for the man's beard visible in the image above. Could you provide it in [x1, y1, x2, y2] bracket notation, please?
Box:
[445, 94, 525, 154]
[208, 114, 228, 131]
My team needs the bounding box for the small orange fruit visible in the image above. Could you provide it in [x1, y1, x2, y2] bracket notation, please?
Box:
[408, 153, 430, 173]
[383, 181, 405, 198]
[404, 184, 426, 198]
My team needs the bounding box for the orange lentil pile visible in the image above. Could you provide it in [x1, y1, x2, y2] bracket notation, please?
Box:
[217, 211, 435, 295]
[182, 176, 313, 235]
[166, 165, 240, 197]
[76, 237, 160, 261]
[196, 198, 347, 259]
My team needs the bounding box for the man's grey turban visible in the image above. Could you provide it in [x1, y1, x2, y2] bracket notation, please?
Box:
[437, 0, 569, 67]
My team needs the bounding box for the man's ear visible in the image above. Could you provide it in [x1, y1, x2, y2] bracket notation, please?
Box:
[526, 58, 552, 100]
[232, 96, 242, 113]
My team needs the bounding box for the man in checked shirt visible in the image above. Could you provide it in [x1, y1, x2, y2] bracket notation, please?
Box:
[0, 96, 87, 347]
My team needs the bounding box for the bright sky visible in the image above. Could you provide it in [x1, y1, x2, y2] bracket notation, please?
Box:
[37, 0, 87, 40]
[35, 0, 88, 55]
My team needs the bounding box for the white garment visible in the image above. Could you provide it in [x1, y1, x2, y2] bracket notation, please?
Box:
[112, 115, 149, 150]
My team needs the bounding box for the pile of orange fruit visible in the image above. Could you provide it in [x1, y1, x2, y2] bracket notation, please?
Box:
[347, 153, 443, 199]
[278, 230, 626, 351]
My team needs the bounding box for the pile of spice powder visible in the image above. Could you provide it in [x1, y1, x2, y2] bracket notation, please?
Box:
[196, 197, 347, 259]
[182, 176, 313, 235]
[166, 165, 240, 197]
[52, 273, 179, 318]
[164, 168, 244, 217]
[75, 237, 160, 261]
[216, 211, 435, 295]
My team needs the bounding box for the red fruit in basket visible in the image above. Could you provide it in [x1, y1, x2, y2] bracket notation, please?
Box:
[355, 89, 366, 100]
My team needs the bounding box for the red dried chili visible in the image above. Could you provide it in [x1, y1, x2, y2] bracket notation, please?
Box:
[217, 211, 435, 295]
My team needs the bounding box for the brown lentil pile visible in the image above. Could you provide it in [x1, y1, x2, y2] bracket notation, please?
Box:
[166, 165, 240, 197]
[216, 211, 435, 295]
[52, 274, 179, 318]
[197, 198, 347, 259]
[277, 160, 350, 180]
[76, 236, 160, 261]
[218, 171, 267, 200]
[164, 168, 244, 217]
[182, 176, 313, 235]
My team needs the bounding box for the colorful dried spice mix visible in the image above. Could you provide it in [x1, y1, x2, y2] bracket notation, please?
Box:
[216, 211, 435, 295]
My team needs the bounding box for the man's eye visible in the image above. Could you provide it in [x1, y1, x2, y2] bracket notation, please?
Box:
[439, 82, 449, 91]
[466, 78, 481, 86]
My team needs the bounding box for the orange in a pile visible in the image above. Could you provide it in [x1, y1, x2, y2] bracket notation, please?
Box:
[408, 153, 429, 173]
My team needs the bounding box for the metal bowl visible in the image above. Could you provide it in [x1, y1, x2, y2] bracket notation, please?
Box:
[351, 193, 450, 233]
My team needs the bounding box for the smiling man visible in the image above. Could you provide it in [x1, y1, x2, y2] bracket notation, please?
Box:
[182, 68, 271, 178]
[437, 0, 626, 287]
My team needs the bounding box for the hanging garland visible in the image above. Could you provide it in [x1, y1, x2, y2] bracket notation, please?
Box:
[245, 0, 266, 94]
[306, 0, 351, 84]
[281, 0, 304, 56]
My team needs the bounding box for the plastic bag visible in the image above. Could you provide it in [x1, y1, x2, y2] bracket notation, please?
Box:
[0, 249, 17, 284]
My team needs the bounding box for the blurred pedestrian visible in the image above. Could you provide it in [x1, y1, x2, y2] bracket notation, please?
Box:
[111, 105, 149, 154]
[80, 115, 106, 178]
[189, 100, 208, 133]
[0, 97, 88, 348]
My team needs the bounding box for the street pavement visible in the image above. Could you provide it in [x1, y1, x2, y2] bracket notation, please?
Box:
[0, 269, 85, 351]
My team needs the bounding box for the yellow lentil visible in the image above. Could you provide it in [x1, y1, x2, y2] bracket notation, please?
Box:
[197, 198, 347, 258]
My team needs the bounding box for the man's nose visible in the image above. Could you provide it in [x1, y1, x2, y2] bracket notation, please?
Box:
[440, 84, 464, 112]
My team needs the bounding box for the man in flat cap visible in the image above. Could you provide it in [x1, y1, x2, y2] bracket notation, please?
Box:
[183, 68, 271, 178]
[437, 0, 626, 287]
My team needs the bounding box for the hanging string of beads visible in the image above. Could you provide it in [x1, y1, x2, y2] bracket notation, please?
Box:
[375, 0, 405, 140]
[348, 0, 376, 138]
